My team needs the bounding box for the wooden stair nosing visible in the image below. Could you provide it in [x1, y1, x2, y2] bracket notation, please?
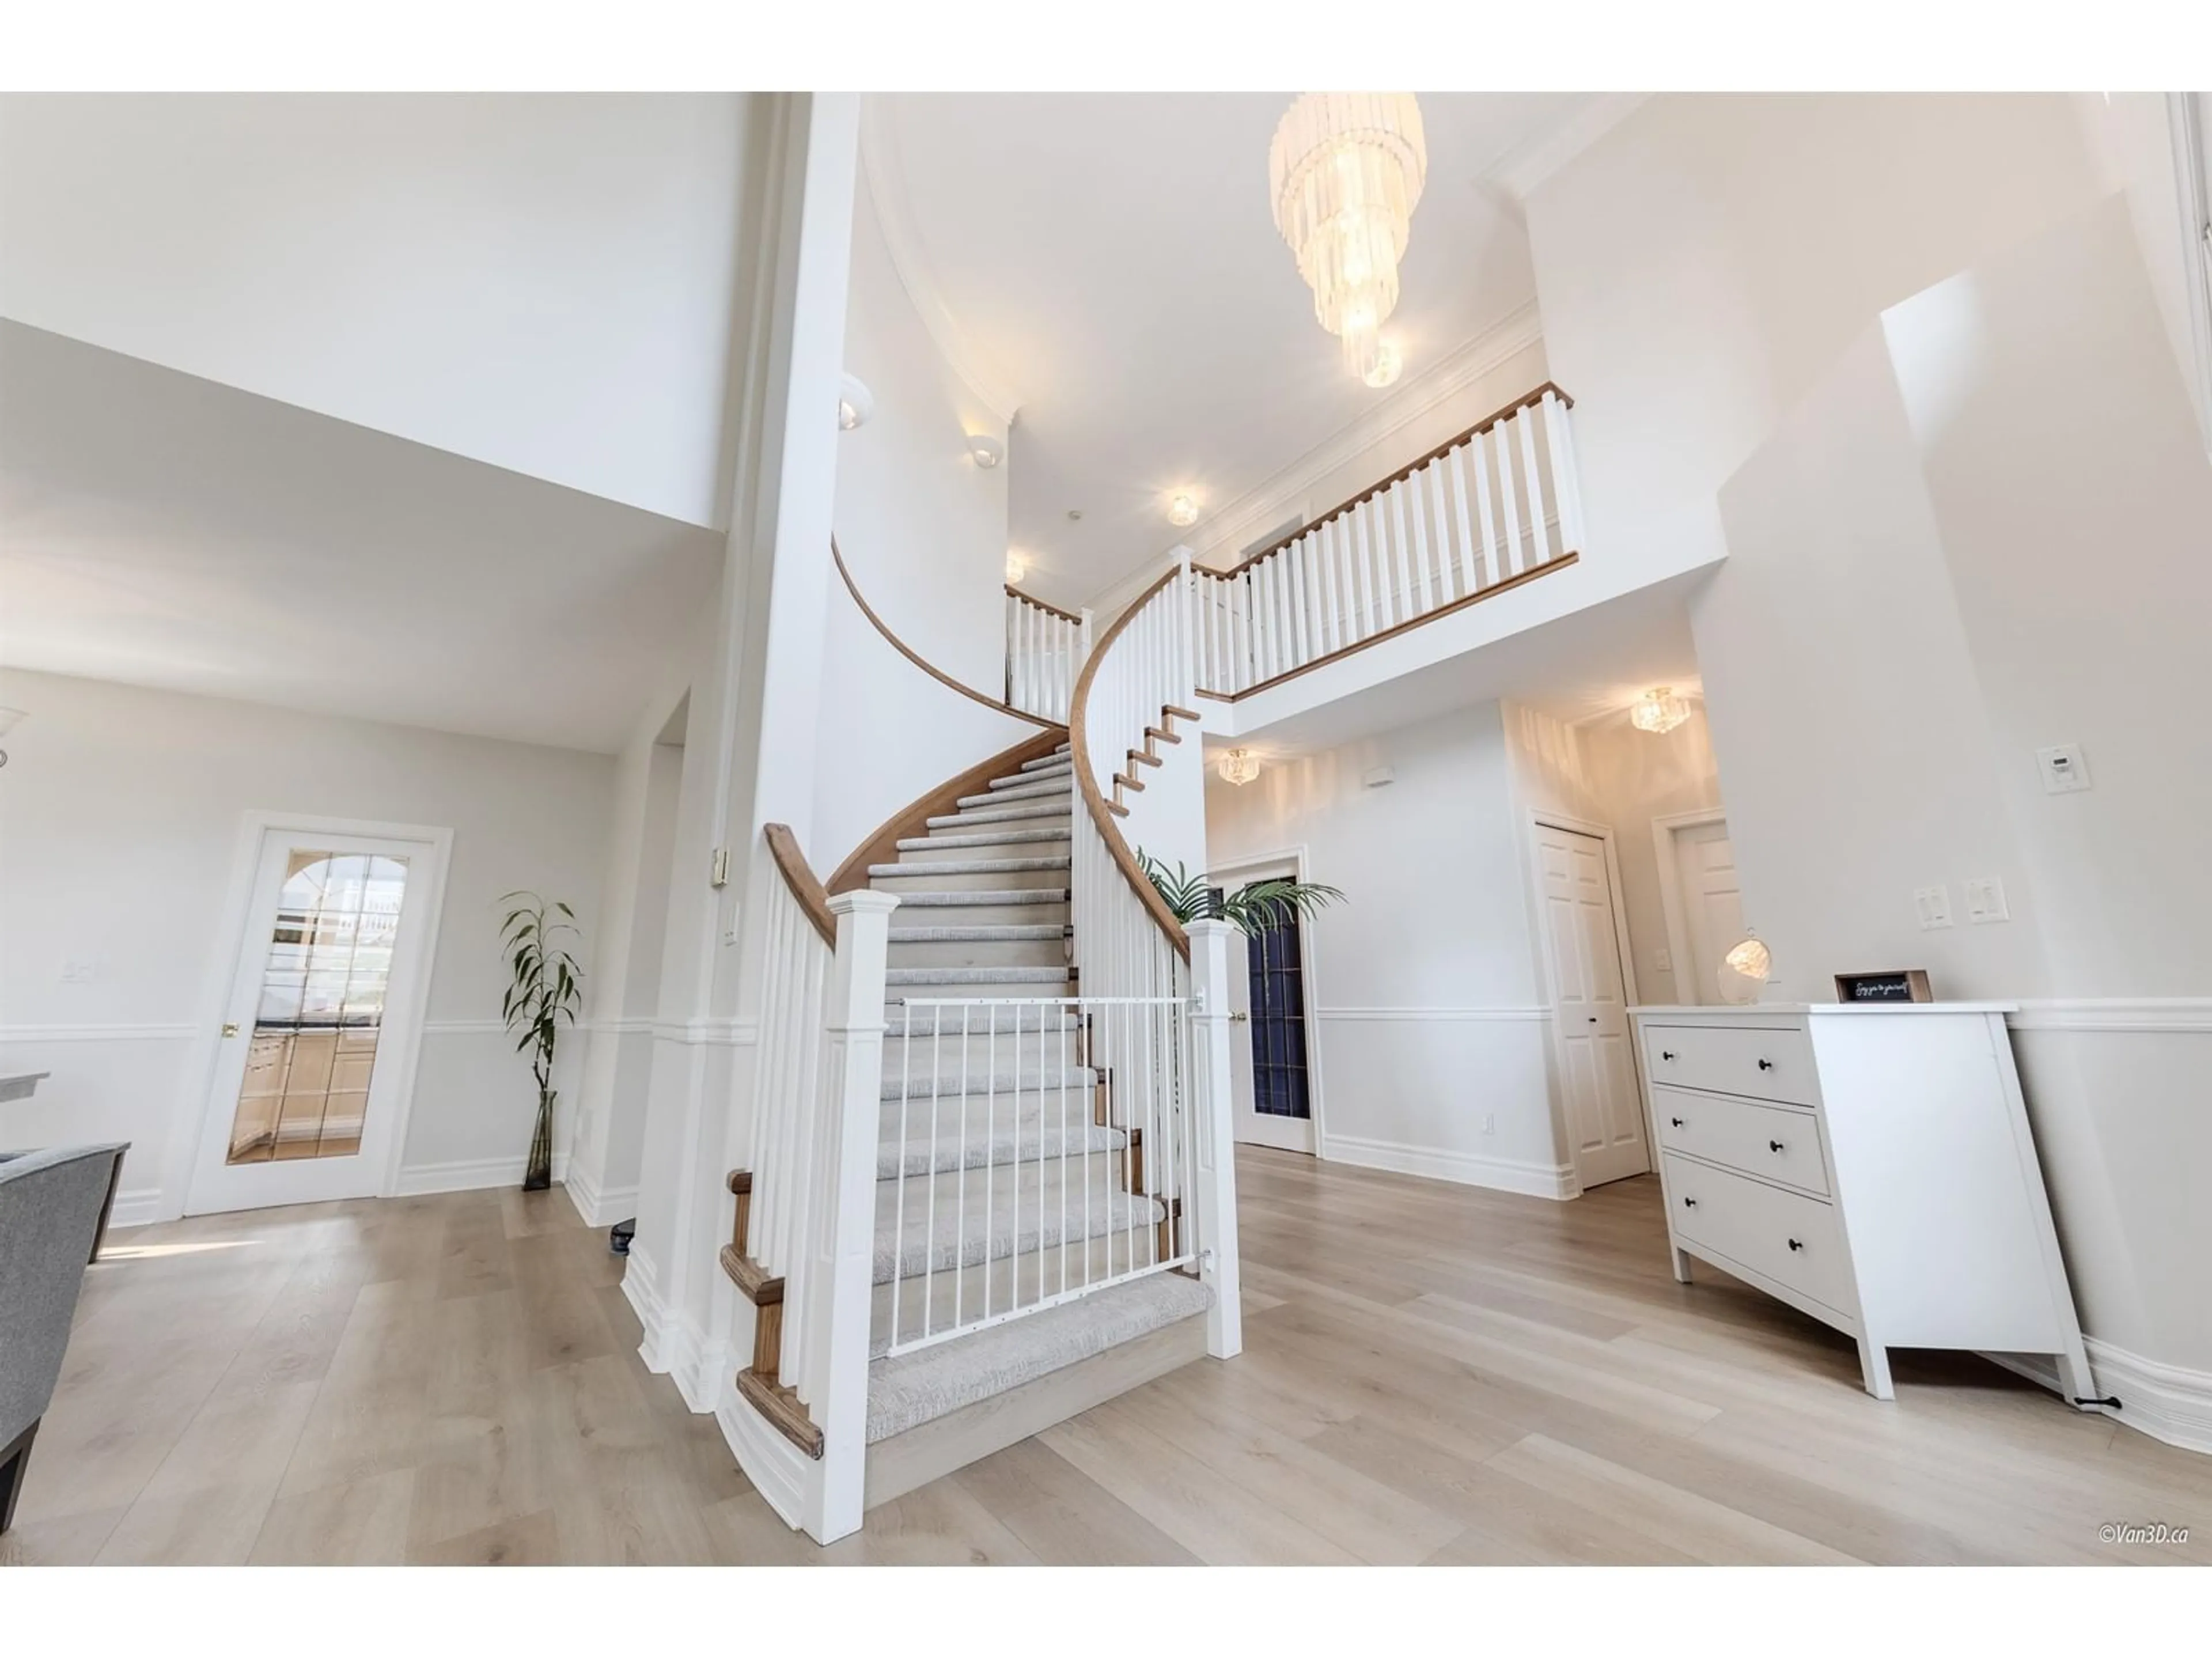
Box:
[1126, 747, 1163, 769]
[1112, 771, 1145, 795]
[1162, 704, 1199, 724]
[736, 1368, 824, 1459]
[1142, 725, 1180, 745]
[718, 1243, 785, 1305]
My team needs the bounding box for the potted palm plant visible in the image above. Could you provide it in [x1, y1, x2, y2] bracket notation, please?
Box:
[499, 891, 582, 1192]
[1137, 853, 1345, 936]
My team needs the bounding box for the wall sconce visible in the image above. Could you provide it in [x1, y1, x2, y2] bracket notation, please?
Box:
[967, 434, 1005, 469]
[1218, 749, 1261, 786]
[1630, 687, 1691, 734]
[0, 707, 21, 768]
[1005, 550, 1029, 585]
[837, 373, 874, 431]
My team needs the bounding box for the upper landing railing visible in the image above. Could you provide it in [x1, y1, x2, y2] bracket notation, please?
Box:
[1190, 382, 1582, 701]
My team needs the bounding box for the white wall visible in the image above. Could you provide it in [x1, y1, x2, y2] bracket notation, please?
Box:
[0, 93, 753, 528]
[834, 165, 1012, 691]
[1525, 93, 2105, 604]
[1205, 703, 1567, 1195]
[0, 667, 616, 1220]
[1700, 198, 2212, 1395]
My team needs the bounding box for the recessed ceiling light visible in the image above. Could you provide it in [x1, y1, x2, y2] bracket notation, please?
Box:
[1168, 493, 1199, 528]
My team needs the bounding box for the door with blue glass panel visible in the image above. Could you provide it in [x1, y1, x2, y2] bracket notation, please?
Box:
[1215, 869, 1319, 1154]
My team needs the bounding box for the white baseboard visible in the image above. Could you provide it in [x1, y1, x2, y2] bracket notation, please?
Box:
[1983, 1340, 2212, 1456]
[1321, 1132, 1576, 1200]
[104, 1187, 170, 1229]
[560, 1156, 638, 1230]
[391, 1150, 569, 1198]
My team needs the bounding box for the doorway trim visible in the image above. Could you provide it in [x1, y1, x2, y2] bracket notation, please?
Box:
[1651, 807, 1729, 1007]
[177, 810, 454, 1215]
[1206, 843, 1328, 1157]
[1523, 809, 1648, 1194]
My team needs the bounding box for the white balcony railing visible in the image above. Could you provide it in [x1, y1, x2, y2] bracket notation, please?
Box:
[1003, 585, 1090, 724]
[1192, 383, 1582, 699]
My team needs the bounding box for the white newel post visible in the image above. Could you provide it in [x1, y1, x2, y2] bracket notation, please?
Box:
[1187, 919, 1243, 1359]
[809, 889, 897, 1544]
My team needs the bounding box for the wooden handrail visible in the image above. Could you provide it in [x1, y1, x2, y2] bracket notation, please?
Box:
[1067, 566, 1192, 964]
[833, 539, 1063, 731]
[763, 823, 836, 948]
[826, 728, 1069, 895]
[1005, 584, 1085, 626]
[1212, 381, 1575, 578]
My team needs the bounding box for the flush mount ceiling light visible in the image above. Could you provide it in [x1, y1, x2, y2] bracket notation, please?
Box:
[1218, 748, 1262, 787]
[1629, 687, 1691, 735]
[967, 434, 1004, 469]
[1168, 493, 1199, 528]
[836, 373, 873, 431]
[1268, 92, 1427, 385]
[1363, 339, 1403, 389]
[1005, 550, 1029, 585]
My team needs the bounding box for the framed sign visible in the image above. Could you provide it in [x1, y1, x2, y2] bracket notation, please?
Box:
[1834, 969, 1933, 1004]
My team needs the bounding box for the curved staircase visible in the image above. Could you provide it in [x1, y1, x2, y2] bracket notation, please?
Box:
[724, 736, 1214, 1515]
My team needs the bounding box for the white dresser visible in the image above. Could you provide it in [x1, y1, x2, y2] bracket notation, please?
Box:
[1630, 1002, 2094, 1404]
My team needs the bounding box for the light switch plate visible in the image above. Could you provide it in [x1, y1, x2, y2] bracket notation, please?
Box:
[1653, 948, 1673, 974]
[2037, 744, 2092, 793]
[59, 959, 98, 983]
[1914, 885, 1954, 930]
[1965, 876, 2010, 923]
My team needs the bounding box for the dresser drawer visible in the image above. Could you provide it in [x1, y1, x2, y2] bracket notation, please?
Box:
[1643, 1022, 1815, 1107]
[1662, 1153, 1854, 1315]
[1652, 1085, 1830, 1197]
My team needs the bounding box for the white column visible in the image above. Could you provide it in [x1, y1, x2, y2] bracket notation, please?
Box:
[808, 888, 897, 1544]
[1186, 919, 1243, 1360]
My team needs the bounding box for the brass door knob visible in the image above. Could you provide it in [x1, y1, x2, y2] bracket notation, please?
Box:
[221, 1022, 241, 1037]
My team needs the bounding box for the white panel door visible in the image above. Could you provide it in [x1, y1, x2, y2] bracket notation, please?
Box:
[1537, 824, 1649, 1188]
[187, 825, 443, 1214]
[1673, 819, 1748, 1005]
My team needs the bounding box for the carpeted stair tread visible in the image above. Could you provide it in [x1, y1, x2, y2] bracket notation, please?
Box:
[865, 1273, 1213, 1442]
[868, 856, 1071, 878]
[898, 825, 1072, 850]
[927, 800, 1070, 828]
[874, 1118, 1126, 1179]
[892, 889, 1069, 907]
[871, 1158, 1165, 1282]
[884, 964, 1071, 985]
[888, 924, 1066, 943]
[958, 779, 1071, 808]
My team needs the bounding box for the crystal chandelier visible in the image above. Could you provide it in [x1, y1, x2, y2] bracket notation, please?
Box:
[1630, 687, 1691, 735]
[1268, 93, 1428, 384]
[1218, 749, 1262, 786]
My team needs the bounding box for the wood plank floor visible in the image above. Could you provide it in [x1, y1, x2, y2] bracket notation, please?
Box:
[6, 1148, 2206, 1565]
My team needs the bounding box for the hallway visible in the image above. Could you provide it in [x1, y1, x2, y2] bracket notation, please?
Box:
[6, 1152, 2206, 1565]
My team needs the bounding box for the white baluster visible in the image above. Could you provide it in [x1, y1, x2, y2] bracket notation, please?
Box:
[1517, 403, 1548, 569]
[1446, 442, 1479, 597]
[1408, 468, 1436, 617]
[1425, 463, 1455, 602]
[1472, 427, 1501, 588]
[1351, 499, 1379, 639]
[1541, 390, 1585, 559]
[1495, 416, 1525, 579]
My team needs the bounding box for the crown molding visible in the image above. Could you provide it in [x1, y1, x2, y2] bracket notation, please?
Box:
[1485, 93, 1654, 203]
[1157, 298, 1546, 592]
[857, 97, 1023, 429]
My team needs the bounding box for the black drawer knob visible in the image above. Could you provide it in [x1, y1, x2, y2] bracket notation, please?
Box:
[1787, 1237, 1804, 1252]
[1682, 1196, 1698, 1208]
[1757, 1058, 1775, 1071]
[1661, 1050, 1677, 1061]
[1670, 1116, 1685, 1128]
[1768, 1139, 1786, 1153]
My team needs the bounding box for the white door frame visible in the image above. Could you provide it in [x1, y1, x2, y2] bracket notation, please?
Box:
[1524, 810, 1648, 1192]
[1207, 844, 1327, 1156]
[1651, 807, 1729, 1006]
[177, 810, 453, 1215]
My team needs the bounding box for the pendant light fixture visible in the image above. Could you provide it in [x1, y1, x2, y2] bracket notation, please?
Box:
[1268, 93, 1428, 385]
[1218, 749, 1262, 786]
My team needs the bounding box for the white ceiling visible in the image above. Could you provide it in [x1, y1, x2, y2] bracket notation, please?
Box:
[1, 321, 723, 753]
[864, 92, 1604, 604]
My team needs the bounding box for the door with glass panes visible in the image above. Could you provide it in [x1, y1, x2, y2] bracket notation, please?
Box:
[187, 823, 444, 1214]
[1216, 865, 1319, 1154]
